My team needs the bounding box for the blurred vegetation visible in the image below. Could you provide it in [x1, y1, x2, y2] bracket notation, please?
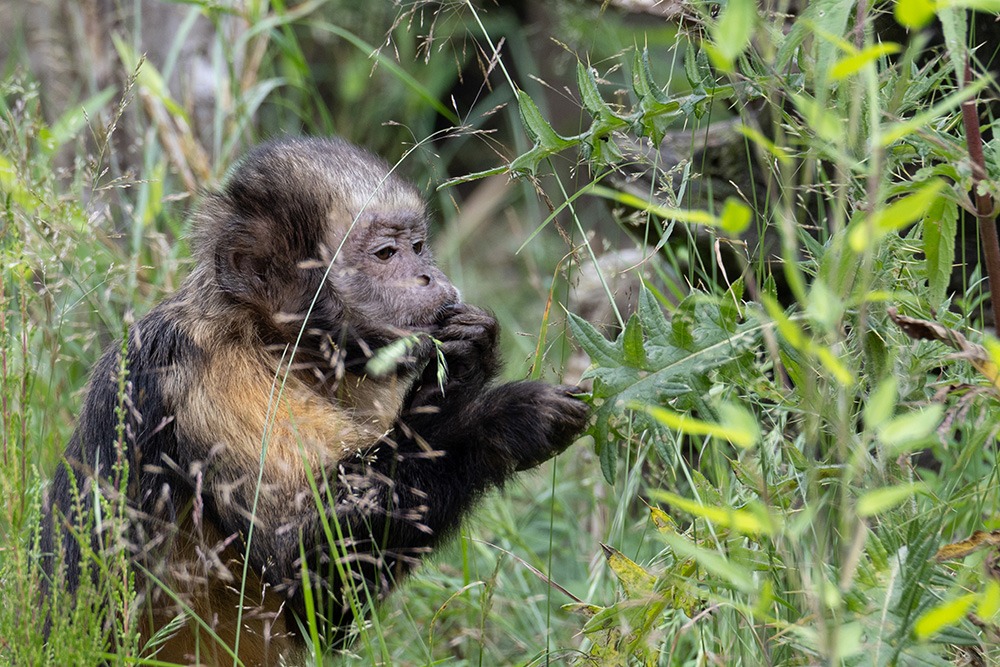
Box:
[2, 0, 1000, 664]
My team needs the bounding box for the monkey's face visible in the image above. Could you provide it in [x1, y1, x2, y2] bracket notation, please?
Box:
[330, 211, 459, 337]
[199, 137, 460, 349]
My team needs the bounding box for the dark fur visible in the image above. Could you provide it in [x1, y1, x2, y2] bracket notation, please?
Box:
[42, 137, 588, 664]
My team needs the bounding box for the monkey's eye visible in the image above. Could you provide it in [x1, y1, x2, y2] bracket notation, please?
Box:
[412, 240, 424, 255]
[374, 246, 397, 261]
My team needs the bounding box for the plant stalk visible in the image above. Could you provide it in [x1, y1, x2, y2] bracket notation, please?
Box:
[961, 58, 1000, 329]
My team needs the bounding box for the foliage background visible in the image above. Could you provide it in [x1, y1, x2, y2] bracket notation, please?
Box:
[2, 0, 1000, 665]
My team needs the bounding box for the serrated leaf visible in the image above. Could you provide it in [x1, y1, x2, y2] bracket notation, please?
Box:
[633, 49, 670, 105]
[638, 283, 671, 342]
[517, 90, 572, 151]
[923, 195, 957, 306]
[568, 312, 622, 368]
[601, 544, 657, 599]
[578, 61, 612, 120]
[573, 288, 760, 482]
[621, 314, 646, 368]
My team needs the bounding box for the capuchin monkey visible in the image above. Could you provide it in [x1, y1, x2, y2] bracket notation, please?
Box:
[42, 137, 589, 665]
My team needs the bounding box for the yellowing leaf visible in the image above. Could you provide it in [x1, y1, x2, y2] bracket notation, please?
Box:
[978, 580, 1000, 620]
[719, 198, 752, 234]
[639, 404, 756, 448]
[895, 0, 937, 29]
[650, 490, 776, 536]
[561, 602, 604, 616]
[601, 543, 656, 599]
[849, 180, 946, 252]
[650, 506, 678, 534]
[830, 43, 901, 80]
[914, 592, 977, 640]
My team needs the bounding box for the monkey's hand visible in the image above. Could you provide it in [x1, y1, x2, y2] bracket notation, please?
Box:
[431, 303, 500, 386]
[404, 304, 499, 415]
[482, 382, 590, 472]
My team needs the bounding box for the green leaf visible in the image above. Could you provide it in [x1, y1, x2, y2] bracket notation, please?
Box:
[708, 0, 757, 72]
[632, 49, 679, 144]
[856, 483, 926, 517]
[660, 532, 755, 592]
[517, 90, 572, 151]
[570, 287, 760, 482]
[577, 61, 611, 121]
[864, 377, 898, 430]
[41, 87, 116, 153]
[876, 405, 944, 451]
[923, 186, 958, 306]
[621, 314, 647, 368]
[791, 93, 842, 145]
[0, 155, 38, 210]
[880, 78, 989, 146]
[638, 282, 671, 343]
[568, 312, 622, 368]
[633, 49, 670, 105]
[978, 580, 1000, 619]
[365, 335, 433, 378]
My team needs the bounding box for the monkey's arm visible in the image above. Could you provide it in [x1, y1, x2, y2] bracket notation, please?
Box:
[296, 305, 587, 634]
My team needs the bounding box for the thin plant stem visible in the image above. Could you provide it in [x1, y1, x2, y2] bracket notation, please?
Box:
[961, 57, 1000, 329]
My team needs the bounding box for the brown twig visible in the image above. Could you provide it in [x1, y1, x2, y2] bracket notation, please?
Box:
[961, 57, 1000, 329]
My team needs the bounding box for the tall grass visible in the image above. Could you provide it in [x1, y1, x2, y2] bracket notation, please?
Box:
[2, 0, 1000, 665]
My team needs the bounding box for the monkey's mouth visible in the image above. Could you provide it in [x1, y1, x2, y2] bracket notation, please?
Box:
[395, 301, 461, 334]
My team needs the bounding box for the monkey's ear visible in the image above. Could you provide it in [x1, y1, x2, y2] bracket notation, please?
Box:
[212, 215, 281, 303]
